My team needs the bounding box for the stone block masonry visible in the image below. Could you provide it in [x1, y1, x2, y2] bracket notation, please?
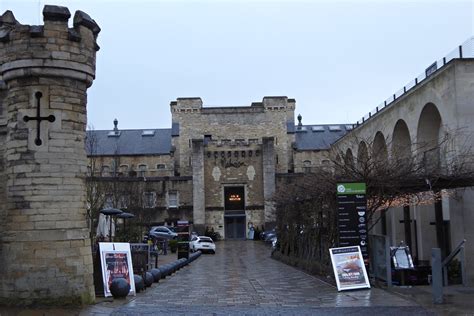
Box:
[0, 5, 100, 305]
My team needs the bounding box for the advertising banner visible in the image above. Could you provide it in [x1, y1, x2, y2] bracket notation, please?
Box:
[329, 246, 371, 291]
[99, 242, 136, 297]
[337, 183, 368, 260]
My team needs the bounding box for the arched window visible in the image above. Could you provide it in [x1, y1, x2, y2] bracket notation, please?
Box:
[138, 164, 147, 177]
[303, 160, 312, 173]
[101, 165, 110, 177]
[119, 164, 129, 176]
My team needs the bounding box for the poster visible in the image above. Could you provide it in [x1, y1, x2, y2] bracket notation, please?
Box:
[329, 246, 371, 291]
[99, 242, 136, 297]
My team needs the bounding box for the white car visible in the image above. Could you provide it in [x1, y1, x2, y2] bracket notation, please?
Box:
[189, 236, 216, 254]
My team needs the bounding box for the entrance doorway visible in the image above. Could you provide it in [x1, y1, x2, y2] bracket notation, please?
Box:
[225, 215, 246, 239]
[224, 186, 246, 239]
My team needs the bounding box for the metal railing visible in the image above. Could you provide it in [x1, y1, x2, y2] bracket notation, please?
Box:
[353, 37, 474, 129]
[442, 239, 467, 286]
[431, 239, 467, 304]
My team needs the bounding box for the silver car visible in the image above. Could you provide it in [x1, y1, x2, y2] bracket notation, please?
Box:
[149, 226, 178, 240]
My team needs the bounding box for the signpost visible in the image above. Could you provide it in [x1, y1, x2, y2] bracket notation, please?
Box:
[329, 246, 371, 291]
[336, 183, 368, 260]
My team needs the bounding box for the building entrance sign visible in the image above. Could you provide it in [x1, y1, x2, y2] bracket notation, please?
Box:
[99, 243, 136, 297]
[337, 183, 368, 260]
[329, 246, 371, 291]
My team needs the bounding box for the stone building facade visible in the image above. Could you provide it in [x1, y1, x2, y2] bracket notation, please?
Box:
[88, 97, 349, 239]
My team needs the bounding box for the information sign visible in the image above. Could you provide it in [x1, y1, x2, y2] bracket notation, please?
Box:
[99, 242, 136, 297]
[329, 246, 371, 291]
[337, 183, 368, 260]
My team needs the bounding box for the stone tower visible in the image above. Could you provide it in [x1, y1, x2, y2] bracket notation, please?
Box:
[0, 6, 100, 305]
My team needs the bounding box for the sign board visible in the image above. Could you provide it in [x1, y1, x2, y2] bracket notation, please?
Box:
[329, 246, 371, 291]
[99, 242, 136, 297]
[391, 246, 414, 270]
[337, 183, 368, 260]
[177, 221, 190, 259]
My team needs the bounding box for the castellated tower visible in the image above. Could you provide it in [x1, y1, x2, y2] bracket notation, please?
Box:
[0, 6, 100, 304]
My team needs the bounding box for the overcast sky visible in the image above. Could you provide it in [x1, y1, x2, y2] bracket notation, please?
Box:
[1, 0, 473, 130]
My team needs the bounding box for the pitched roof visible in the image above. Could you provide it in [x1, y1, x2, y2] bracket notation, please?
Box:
[86, 129, 172, 156]
[294, 124, 352, 150]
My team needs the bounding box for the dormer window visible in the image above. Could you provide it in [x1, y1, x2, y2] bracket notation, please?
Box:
[312, 126, 325, 132]
[142, 130, 155, 136]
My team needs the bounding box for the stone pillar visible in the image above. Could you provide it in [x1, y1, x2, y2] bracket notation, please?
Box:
[262, 137, 276, 227]
[0, 6, 100, 305]
[191, 139, 205, 234]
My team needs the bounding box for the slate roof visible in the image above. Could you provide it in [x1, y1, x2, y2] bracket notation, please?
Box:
[293, 124, 352, 151]
[86, 129, 172, 156]
[86, 123, 352, 156]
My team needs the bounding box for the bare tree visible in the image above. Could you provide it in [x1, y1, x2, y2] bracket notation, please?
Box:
[272, 127, 474, 274]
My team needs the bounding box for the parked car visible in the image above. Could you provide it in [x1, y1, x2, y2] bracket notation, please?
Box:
[149, 226, 178, 240]
[189, 236, 216, 254]
[260, 228, 276, 242]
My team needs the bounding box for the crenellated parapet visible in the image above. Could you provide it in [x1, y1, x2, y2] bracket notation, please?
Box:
[0, 5, 100, 87]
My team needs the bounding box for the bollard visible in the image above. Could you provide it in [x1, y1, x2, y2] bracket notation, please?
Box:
[431, 248, 443, 304]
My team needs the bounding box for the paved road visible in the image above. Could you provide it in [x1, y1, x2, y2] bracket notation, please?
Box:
[88, 240, 433, 316]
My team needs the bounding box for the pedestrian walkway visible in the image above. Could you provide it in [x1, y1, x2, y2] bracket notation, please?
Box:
[385, 284, 474, 315]
[83, 240, 431, 315]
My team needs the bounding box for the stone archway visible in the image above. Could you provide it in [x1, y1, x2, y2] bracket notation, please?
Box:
[392, 119, 412, 166]
[357, 141, 368, 170]
[417, 103, 443, 173]
[372, 131, 388, 165]
[344, 148, 354, 167]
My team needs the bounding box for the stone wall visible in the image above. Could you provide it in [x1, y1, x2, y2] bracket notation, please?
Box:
[0, 6, 99, 305]
[171, 96, 295, 176]
[89, 154, 174, 177]
[203, 142, 264, 209]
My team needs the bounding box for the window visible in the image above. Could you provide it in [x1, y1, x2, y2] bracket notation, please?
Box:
[118, 195, 129, 209]
[143, 192, 156, 209]
[101, 165, 110, 176]
[138, 164, 147, 177]
[303, 160, 312, 173]
[168, 191, 178, 208]
[321, 160, 331, 171]
[104, 194, 114, 208]
[156, 164, 166, 169]
[120, 165, 128, 174]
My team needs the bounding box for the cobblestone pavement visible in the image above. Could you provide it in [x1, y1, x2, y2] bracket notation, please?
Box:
[86, 240, 433, 316]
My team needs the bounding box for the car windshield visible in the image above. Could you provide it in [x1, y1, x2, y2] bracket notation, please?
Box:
[167, 227, 176, 232]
